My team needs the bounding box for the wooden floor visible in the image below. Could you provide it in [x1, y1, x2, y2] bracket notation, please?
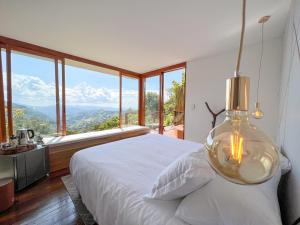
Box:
[0, 176, 84, 225]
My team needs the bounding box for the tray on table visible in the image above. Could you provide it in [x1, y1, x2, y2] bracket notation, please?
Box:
[0, 144, 37, 155]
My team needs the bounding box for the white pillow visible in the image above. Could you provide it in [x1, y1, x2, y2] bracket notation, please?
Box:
[175, 165, 283, 225]
[145, 150, 215, 200]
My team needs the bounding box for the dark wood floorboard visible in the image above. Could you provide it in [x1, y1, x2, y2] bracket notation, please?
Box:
[0, 176, 84, 225]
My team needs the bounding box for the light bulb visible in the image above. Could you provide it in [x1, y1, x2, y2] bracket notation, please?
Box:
[252, 102, 264, 119]
[205, 76, 279, 184]
[230, 132, 244, 164]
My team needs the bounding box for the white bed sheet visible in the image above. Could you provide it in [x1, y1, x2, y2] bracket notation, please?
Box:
[70, 133, 202, 225]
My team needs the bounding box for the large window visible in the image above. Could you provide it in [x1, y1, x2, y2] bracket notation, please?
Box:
[65, 61, 120, 134]
[145, 76, 160, 133]
[121, 76, 139, 126]
[0, 50, 140, 139]
[11, 51, 57, 137]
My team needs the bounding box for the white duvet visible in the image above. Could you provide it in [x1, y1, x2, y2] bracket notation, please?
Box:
[70, 134, 202, 225]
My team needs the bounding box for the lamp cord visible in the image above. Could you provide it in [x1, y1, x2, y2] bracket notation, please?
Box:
[235, 0, 246, 76]
[256, 22, 264, 102]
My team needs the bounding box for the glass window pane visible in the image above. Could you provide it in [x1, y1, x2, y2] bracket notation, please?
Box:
[11, 51, 57, 137]
[57, 60, 63, 134]
[65, 62, 120, 134]
[145, 76, 160, 133]
[121, 76, 139, 127]
[163, 69, 185, 139]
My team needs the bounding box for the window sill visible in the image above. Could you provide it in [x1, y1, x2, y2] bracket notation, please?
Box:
[44, 126, 150, 148]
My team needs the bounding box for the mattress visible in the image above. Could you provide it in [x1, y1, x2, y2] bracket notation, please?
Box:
[70, 133, 202, 225]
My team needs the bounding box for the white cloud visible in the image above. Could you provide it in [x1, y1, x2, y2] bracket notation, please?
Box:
[3, 73, 138, 109]
[65, 81, 119, 107]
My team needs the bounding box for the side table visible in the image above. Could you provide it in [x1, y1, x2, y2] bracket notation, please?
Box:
[0, 145, 49, 191]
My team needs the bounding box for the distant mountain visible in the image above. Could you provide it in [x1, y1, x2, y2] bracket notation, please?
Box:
[66, 109, 118, 133]
[66, 105, 118, 117]
[30, 105, 57, 120]
[11, 102, 121, 135]
[28, 105, 119, 120]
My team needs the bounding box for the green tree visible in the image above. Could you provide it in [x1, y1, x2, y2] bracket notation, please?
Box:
[145, 92, 159, 127]
[66, 129, 79, 135]
[93, 116, 119, 131]
[164, 72, 185, 126]
[145, 92, 159, 113]
[12, 106, 55, 137]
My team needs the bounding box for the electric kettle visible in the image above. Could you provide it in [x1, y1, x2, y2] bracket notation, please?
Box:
[16, 129, 35, 145]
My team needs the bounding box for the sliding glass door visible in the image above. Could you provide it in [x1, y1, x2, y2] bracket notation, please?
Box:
[163, 69, 185, 139]
[143, 68, 185, 139]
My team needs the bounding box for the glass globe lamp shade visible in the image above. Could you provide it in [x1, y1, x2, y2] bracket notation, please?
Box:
[205, 76, 279, 184]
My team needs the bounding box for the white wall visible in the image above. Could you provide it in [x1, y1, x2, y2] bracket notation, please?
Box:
[185, 37, 283, 143]
[277, 0, 300, 223]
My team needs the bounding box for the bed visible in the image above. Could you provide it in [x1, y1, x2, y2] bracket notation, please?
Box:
[70, 133, 202, 225]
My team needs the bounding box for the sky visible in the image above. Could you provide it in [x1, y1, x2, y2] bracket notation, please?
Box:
[1, 50, 184, 110]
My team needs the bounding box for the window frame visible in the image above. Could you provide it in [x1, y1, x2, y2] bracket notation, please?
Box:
[6, 49, 61, 137]
[0, 47, 6, 142]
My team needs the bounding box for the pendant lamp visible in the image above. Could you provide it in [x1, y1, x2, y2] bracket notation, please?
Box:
[252, 16, 270, 119]
[205, 0, 279, 185]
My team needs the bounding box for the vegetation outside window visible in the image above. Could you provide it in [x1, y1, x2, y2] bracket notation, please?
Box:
[163, 69, 185, 139]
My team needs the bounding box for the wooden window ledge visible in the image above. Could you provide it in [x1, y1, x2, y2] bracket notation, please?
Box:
[44, 126, 150, 149]
[44, 126, 150, 175]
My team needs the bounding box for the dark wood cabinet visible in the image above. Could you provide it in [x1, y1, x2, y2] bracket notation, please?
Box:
[0, 178, 14, 212]
[0, 146, 49, 191]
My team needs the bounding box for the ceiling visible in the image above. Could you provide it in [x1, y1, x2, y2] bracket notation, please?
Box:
[0, 0, 291, 73]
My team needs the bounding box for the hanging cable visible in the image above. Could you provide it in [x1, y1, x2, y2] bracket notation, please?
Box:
[256, 21, 264, 102]
[251, 15, 270, 119]
[235, 0, 246, 76]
